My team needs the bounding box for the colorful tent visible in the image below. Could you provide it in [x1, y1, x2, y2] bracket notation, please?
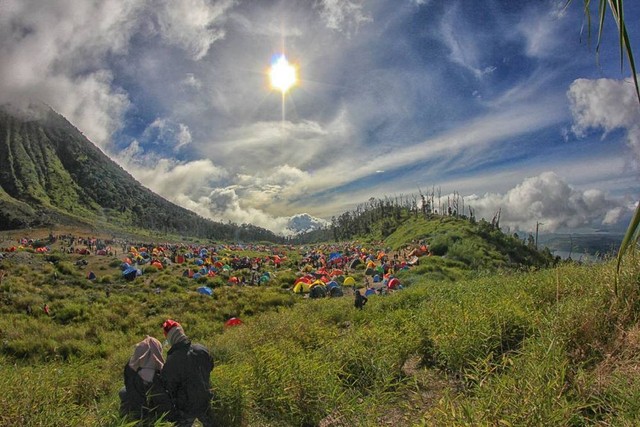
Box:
[310, 285, 327, 299]
[224, 317, 243, 327]
[343, 276, 356, 286]
[293, 281, 311, 293]
[197, 286, 213, 296]
[123, 267, 141, 281]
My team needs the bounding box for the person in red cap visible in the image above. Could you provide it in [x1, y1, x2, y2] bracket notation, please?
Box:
[160, 319, 215, 426]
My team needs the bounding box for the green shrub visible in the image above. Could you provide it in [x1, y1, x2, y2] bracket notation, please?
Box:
[54, 303, 87, 324]
[56, 261, 76, 276]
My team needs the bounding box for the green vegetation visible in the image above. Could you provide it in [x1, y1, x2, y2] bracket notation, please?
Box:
[1, 219, 639, 425]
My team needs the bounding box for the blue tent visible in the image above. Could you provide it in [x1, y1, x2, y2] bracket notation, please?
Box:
[329, 252, 342, 261]
[123, 267, 141, 281]
[197, 286, 213, 296]
[365, 288, 376, 297]
[327, 281, 339, 289]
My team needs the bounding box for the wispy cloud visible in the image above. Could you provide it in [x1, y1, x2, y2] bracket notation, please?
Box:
[1, 0, 636, 235]
[154, 0, 235, 60]
[437, 3, 496, 78]
[317, 0, 373, 35]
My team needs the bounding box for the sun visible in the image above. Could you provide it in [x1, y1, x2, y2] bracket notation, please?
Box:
[269, 55, 297, 94]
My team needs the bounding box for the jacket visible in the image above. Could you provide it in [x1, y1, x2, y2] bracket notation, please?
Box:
[161, 340, 214, 419]
[120, 364, 171, 421]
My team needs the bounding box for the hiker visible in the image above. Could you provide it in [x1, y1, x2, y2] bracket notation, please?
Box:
[43, 303, 51, 316]
[119, 336, 169, 423]
[161, 319, 215, 426]
[354, 289, 368, 310]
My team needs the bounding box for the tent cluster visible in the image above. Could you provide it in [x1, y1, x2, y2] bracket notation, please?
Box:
[117, 244, 286, 285]
[2, 245, 51, 253]
[290, 244, 414, 298]
[292, 275, 347, 297]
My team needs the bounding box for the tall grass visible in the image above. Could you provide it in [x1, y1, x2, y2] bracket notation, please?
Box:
[1, 246, 640, 425]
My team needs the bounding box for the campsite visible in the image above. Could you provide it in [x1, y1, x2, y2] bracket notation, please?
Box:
[2, 0, 640, 425]
[2, 215, 640, 426]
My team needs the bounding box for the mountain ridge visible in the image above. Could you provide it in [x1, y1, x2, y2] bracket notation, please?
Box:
[0, 104, 282, 242]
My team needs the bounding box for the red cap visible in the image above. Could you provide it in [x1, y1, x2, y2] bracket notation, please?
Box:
[162, 319, 181, 337]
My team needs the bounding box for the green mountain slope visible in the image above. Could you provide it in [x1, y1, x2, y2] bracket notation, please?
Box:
[0, 104, 280, 242]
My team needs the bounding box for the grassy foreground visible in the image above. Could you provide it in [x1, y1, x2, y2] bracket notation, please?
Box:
[1, 248, 639, 426]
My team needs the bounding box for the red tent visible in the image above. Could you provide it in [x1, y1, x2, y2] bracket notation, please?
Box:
[388, 278, 400, 289]
[224, 317, 243, 327]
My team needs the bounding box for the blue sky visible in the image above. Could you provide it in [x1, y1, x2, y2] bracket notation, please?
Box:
[1, 0, 639, 235]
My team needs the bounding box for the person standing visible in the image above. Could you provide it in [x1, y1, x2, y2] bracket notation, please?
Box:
[161, 319, 215, 426]
[354, 289, 368, 310]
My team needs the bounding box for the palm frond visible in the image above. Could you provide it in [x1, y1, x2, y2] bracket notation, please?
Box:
[567, 0, 639, 291]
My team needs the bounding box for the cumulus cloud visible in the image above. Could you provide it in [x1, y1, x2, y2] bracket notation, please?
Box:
[139, 118, 193, 151]
[0, 0, 234, 148]
[465, 172, 628, 232]
[0, 0, 145, 146]
[568, 77, 640, 165]
[114, 143, 324, 235]
[184, 187, 324, 236]
[286, 213, 331, 234]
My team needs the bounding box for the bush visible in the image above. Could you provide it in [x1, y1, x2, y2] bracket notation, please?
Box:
[429, 235, 453, 256]
[54, 303, 87, 324]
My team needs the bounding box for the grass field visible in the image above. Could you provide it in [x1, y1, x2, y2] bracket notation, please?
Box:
[1, 225, 638, 426]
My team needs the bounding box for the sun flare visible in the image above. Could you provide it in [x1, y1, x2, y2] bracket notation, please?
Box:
[269, 55, 297, 94]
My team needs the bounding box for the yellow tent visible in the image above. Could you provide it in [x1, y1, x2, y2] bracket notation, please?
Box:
[310, 280, 326, 288]
[343, 276, 356, 286]
[293, 281, 311, 293]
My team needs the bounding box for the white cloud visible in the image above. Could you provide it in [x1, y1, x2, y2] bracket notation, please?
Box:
[181, 73, 202, 90]
[138, 118, 193, 151]
[0, 0, 235, 148]
[516, 3, 565, 59]
[437, 3, 495, 78]
[465, 172, 628, 232]
[154, 0, 235, 60]
[317, 0, 373, 35]
[568, 77, 640, 166]
[286, 213, 330, 234]
[0, 0, 138, 146]
[291, 98, 566, 198]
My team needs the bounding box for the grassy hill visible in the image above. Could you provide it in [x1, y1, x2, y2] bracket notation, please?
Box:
[1, 215, 638, 426]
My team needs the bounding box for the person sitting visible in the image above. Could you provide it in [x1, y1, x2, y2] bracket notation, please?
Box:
[119, 336, 170, 423]
[161, 319, 215, 426]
